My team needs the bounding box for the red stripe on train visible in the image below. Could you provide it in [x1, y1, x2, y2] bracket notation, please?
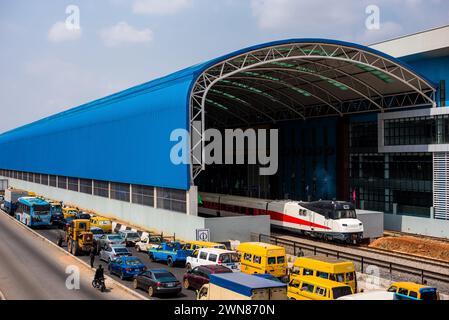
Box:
[268, 210, 332, 230]
[202, 201, 331, 230]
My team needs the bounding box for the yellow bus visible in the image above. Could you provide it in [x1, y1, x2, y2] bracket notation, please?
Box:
[90, 216, 113, 233]
[291, 256, 357, 292]
[288, 276, 353, 300]
[387, 282, 440, 300]
[183, 241, 227, 251]
[236, 242, 287, 278]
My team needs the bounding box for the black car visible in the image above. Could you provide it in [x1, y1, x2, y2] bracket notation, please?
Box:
[75, 212, 92, 220]
[133, 269, 182, 297]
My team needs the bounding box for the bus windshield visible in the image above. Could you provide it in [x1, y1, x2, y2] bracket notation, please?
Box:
[33, 204, 51, 215]
[333, 210, 357, 219]
[52, 206, 62, 214]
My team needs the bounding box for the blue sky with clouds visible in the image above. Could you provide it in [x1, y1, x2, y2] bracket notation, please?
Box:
[1, 0, 448, 133]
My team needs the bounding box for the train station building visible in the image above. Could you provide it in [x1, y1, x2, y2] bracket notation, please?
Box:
[1, 26, 449, 240]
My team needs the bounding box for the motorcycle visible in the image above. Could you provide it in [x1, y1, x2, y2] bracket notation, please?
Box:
[92, 278, 106, 292]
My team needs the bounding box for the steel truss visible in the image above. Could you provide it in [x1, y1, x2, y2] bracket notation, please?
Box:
[189, 42, 437, 182]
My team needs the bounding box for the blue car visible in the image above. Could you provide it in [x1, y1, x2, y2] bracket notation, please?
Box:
[108, 256, 147, 280]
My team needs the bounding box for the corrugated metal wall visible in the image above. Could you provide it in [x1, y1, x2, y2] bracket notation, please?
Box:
[0, 75, 194, 190]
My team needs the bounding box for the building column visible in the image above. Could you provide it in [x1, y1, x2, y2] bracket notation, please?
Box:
[187, 186, 198, 216]
[154, 188, 158, 209]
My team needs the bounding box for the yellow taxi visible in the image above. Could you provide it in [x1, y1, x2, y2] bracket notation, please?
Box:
[291, 256, 357, 292]
[288, 276, 353, 300]
[90, 216, 113, 233]
[237, 242, 287, 278]
[183, 241, 227, 251]
[62, 206, 79, 219]
[387, 282, 440, 300]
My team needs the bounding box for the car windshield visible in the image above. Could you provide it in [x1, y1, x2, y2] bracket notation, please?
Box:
[420, 289, 438, 300]
[333, 210, 357, 219]
[332, 286, 353, 299]
[91, 229, 104, 235]
[154, 272, 176, 282]
[108, 235, 122, 240]
[125, 259, 142, 266]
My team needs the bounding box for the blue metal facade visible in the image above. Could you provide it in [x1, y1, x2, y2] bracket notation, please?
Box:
[0, 73, 194, 190]
[402, 54, 449, 106]
[0, 39, 438, 191]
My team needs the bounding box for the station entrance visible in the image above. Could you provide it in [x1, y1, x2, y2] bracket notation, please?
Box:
[189, 40, 436, 215]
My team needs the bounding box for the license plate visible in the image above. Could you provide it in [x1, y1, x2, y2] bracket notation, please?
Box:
[167, 283, 174, 288]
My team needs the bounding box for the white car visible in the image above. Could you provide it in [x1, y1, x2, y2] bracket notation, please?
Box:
[186, 248, 240, 272]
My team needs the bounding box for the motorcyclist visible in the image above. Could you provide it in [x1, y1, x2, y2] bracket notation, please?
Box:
[94, 265, 105, 285]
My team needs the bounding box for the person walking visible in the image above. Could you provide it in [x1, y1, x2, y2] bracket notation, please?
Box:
[89, 246, 96, 269]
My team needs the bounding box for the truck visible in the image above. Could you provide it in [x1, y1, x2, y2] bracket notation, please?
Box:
[3, 188, 29, 215]
[148, 242, 190, 267]
[65, 219, 94, 256]
[197, 272, 288, 300]
[135, 235, 163, 252]
[49, 201, 64, 226]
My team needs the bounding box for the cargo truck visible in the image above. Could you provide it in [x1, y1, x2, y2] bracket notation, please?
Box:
[3, 188, 29, 215]
[197, 272, 287, 300]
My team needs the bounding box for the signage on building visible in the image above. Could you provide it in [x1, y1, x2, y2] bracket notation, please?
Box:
[196, 229, 210, 242]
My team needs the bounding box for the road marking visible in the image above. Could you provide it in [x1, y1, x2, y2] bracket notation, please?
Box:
[0, 210, 148, 300]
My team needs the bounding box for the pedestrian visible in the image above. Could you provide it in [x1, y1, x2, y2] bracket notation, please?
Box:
[89, 246, 96, 269]
[57, 231, 64, 247]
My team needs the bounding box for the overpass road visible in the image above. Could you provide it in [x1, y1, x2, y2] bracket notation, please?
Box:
[0, 211, 140, 300]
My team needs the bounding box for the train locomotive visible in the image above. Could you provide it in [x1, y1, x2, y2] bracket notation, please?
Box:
[199, 193, 364, 244]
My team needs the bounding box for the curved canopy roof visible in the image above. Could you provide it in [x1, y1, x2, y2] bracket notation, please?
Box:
[190, 39, 437, 128]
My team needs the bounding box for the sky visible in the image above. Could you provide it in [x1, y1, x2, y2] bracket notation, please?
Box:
[0, 0, 448, 133]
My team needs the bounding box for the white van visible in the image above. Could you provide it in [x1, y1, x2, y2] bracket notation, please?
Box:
[186, 248, 240, 272]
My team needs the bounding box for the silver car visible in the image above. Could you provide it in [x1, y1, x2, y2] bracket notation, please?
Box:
[118, 230, 141, 247]
[91, 227, 105, 242]
[100, 245, 131, 263]
[96, 234, 126, 250]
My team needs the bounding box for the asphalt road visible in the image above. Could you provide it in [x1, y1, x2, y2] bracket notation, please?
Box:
[36, 227, 197, 300]
[0, 211, 139, 300]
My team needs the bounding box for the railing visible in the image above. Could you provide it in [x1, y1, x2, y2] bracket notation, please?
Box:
[255, 233, 449, 285]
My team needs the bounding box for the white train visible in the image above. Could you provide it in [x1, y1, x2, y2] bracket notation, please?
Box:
[199, 193, 364, 244]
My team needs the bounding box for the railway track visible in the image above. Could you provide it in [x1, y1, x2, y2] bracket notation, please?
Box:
[271, 229, 449, 269]
[384, 230, 449, 244]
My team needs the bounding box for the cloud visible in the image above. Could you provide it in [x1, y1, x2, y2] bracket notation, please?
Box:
[250, 0, 360, 32]
[48, 21, 82, 42]
[99, 22, 154, 47]
[132, 0, 192, 15]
